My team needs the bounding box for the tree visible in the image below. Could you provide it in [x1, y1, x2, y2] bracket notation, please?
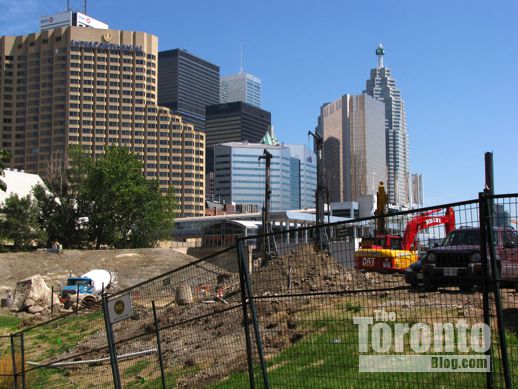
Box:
[0, 149, 11, 192]
[0, 194, 45, 251]
[79, 147, 175, 248]
[32, 150, 88, 248]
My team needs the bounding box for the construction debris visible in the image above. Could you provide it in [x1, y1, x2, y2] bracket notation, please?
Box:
[9, 274, 60, 314]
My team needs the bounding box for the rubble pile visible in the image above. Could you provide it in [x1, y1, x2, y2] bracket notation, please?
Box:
[9, 274, 60, 315]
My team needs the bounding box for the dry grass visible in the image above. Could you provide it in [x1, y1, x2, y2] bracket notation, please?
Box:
[0, 353, 22, 389]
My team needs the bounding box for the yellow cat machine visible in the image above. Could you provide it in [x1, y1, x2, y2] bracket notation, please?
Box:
[354, 183, 455, 272]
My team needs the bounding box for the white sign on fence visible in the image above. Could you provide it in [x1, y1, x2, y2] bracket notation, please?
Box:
[107, 294, 133, 324]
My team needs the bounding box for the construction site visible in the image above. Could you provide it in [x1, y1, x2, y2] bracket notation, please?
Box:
[0, 187, 517, 388]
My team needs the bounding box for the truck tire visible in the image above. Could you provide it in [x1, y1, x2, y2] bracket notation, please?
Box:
[81, 295, 98, 307]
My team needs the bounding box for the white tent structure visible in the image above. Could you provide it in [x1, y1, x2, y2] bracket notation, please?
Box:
[0, 169, 44, 204]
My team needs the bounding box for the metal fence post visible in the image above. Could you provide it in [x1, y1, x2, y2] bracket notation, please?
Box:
[479, 192, 494, 389]
[102, 294, 122, 389]
[51, 286, 54, 315]
[483, 191, 512, 389]
[76, 285, 80, 314]
[20, 333, 26, 389]
[237, 242, 256, 389]
[151, 300, 167, 389]
[237, 239, 271, 389]
[10, 333, 18, 389]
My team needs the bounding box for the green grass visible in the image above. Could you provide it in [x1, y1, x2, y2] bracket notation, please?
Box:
[0, 314, 22, 335]
[124, 359, 151, 378]
[209, 299, 518, 389]
[25, 310, 103, 359]
[25, 366, 69, 389]
[124, 365, 199, 389]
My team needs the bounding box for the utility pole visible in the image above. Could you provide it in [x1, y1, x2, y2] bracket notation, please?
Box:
[308, 130, 329, 251]
[258, 149, 277, 261]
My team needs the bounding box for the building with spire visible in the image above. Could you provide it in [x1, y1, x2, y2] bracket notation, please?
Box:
[220, 51, 262, 108]
[220, 72, 262, 108]
[364, 44, 410, 209]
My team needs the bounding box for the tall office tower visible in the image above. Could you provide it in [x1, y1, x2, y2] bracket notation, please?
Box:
[158, 49, 220, 132]
[411, 173, 423, 208]
[0, 12, 205, 217]
[220, 71, 262, 108]
[319, 94, 386, 203]
[205, 101, 271, 177]
[286, 144, 317, 209]
[364, 44, 410, 209]
[214, 142, 312, 212]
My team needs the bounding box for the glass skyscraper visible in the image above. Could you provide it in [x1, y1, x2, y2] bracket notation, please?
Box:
[214, 142, 316, 211]
[220, 71, 262, 108]
[364, 44, 410, 209]
[286, 144, 317, 209]
[319, 94, 386, 204]
[158, 49, 220, 132]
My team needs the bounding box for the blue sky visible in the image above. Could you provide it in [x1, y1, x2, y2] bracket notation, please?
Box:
[1, 0, 517, 206]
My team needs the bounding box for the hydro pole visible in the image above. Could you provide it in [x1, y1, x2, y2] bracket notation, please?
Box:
[308, 130, 328, 251]
[259, 149, 276, 261]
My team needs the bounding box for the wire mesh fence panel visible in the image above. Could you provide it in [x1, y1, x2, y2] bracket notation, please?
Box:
[23, 346, 115, 389]
[107, 246, 251, 389]
[2, 195, 517, 388]
[0, 335, 20, 389]
[487, 194, 518, 388]
[17, 305, 111, 388]
[0, 336, 11, 382]
[232, 199, 516, 389]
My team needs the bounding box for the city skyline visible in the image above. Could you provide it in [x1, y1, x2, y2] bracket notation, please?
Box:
[0, 14, 206, 218]
[1, 0, 517, 206]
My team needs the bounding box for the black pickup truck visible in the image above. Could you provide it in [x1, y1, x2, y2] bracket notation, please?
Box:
[405, 226, 518, 292]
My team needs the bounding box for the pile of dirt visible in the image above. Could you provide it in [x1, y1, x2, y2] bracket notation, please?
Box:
[0, 247, 203, 292]
[252, 244, 406, 295]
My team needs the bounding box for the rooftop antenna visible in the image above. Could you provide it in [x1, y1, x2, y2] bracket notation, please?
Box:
[239, 42, 244, 73]
[84, 0, 87, 14]
[67, 0, 70, 11]
[376, 43, 385, 69]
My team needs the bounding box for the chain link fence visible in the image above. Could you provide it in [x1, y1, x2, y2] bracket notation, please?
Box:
[2, 193, 518, 388]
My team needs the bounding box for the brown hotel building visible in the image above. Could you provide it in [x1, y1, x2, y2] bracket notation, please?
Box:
[0, 23, 205, 217]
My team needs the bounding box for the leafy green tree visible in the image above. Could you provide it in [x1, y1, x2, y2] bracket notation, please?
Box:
[0, 149, 11, 192]
[79, 147, 175, 248]
[0, 194, 45, 251]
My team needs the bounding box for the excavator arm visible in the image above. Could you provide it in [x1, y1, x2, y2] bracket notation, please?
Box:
[402, 207, 455, 251]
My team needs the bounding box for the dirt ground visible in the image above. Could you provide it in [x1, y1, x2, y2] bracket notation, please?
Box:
[4, 244, 518, 388]
[0, 246, 210, 292]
